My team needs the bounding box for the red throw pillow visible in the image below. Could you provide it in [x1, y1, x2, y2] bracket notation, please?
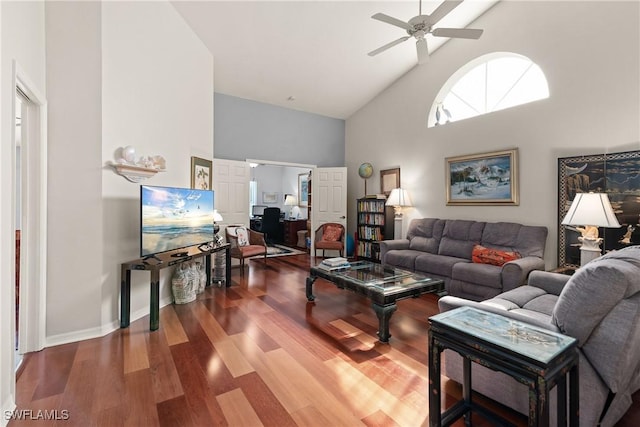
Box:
[472, 244, 521, 266]
[322, 225, 342, 242]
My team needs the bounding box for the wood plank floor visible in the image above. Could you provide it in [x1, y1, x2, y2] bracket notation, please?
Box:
[11, 254, 640, 426]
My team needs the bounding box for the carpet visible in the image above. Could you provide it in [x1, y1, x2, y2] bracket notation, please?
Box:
[266, 244, 305, 258]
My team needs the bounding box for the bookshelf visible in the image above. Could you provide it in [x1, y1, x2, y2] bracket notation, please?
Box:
[356, 197, 394, 262]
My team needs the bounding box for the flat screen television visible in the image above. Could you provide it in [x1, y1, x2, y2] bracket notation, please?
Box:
[140, 185, 215, 258]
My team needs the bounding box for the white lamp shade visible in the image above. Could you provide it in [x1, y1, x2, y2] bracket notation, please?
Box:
[213, 210, 223, 222]
[284, 194, 298, 206]
[386, 188, 412, 207]
[561, 193, 621, 228]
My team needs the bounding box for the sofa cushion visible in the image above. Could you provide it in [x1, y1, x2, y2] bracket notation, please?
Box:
[322, 224, 342, 241]
[385, 249, 421, 271]
[552, 246, 640, 346]
[482, 221, 548, 258]
[438, 220, 485, 259]
[452, 262, 502, 289]
[416, 252, 468, 278]
[407, 218, 445, 254]
[472, 244, 521, 266]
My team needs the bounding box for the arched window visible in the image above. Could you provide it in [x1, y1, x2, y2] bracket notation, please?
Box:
[428, 53, 549, 127]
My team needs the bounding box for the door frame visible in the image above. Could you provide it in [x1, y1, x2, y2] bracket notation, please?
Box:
[12, 61, 47, 355]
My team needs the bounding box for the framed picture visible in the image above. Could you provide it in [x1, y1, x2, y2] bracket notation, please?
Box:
[262, 192, 278, 204]
[558, 150, 640, 267]
[380, 168, 400, 196]
[445, 148, 519, 206]
[191, 156, 212, 190]
[298, 173, 309, 207]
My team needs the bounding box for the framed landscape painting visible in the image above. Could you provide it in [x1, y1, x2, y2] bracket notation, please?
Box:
[446, 149, 519, 205]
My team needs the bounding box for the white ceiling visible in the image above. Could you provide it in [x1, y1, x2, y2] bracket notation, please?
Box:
[172, 1, 499, 119]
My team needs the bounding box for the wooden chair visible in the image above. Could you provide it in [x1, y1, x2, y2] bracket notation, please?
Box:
[314, 223, 345, 257]
[225, 226, 268, 274]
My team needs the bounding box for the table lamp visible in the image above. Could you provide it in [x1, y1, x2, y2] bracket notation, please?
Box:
[213, 210, 223, 243]
[386, 188, 412, 218]
[561, 192, 621, 265]
[284, 194, 298, 219]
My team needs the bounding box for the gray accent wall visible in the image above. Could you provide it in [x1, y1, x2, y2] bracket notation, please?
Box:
[215, 93, 345, 167]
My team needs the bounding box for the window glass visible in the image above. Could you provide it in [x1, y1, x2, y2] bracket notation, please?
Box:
[429, 53, 549, 127]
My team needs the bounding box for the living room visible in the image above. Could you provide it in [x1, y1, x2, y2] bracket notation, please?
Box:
[1, 0, 639, 425]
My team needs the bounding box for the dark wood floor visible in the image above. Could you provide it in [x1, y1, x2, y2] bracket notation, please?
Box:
[12, 254, 640, 426]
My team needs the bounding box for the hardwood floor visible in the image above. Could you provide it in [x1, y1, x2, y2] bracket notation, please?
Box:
[11, 254, 640, 426]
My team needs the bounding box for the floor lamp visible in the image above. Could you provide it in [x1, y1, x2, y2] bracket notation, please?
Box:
[561, 192, 621, 266]
[386, 188, 412, 239]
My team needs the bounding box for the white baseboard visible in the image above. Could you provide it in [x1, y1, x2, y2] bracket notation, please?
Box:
[45, 296, 174, 347]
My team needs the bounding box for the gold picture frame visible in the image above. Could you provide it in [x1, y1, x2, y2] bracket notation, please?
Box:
[445, 149, 519, 205]
[380, 168, 400, 196]
[191, 156, 212, 190]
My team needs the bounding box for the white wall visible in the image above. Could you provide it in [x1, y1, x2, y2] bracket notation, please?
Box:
[346, 0, 640, 268]
[0, 0, 46, 420]
[43, 0, 213, 344]
[100, 1, 213, 332]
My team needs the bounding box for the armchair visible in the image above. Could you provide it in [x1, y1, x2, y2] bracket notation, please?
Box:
[437, 245, 640, 426]
[225, 226, 268, 274]
[314, 223, 345, 257]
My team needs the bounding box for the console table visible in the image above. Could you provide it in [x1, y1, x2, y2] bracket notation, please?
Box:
[429, 306, 579, 427]
[120, 243, 231, 331]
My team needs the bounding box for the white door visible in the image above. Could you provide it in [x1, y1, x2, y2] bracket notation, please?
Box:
[311, 167, 348, 254]
[213, 159, 250, 233]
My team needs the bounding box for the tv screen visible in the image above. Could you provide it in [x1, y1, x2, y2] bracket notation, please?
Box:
[140, 185, 215, 257]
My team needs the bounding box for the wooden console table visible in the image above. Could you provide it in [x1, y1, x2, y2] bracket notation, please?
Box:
[120, 243, 231, 331]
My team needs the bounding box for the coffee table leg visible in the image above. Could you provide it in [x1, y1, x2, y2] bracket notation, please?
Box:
[372, 303, 397, 343]
[306, 276, 316, 301]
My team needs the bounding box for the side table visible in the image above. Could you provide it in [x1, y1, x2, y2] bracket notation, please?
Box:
[428, 306, 579, 427]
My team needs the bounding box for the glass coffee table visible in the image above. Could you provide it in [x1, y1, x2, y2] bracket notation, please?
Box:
[306, 261, 444, 343]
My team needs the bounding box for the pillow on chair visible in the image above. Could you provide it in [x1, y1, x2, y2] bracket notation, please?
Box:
[235, 227, 249, 246]
[322, 225, 342, 241]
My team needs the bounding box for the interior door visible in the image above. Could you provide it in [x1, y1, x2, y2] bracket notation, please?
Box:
[213, 159, 250, 233]
[311, 167, 348, 254]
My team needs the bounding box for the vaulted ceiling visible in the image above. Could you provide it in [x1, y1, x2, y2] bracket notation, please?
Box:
[172, 1, 499, 119]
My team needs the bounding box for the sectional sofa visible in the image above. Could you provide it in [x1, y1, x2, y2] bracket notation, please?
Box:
[379, 218, 548, 300]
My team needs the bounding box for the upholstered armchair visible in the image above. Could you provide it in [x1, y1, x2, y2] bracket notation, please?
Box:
[314, 223, 345, 257]
[225, 226, 268, 274]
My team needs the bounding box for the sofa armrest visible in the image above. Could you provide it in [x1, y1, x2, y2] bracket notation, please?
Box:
[527, 270, 571, 296]
[500, 256, 545, 292]
[378, 239, 410, 264]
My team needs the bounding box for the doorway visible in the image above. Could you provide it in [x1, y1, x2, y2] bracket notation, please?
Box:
[12, 63, 47, 364]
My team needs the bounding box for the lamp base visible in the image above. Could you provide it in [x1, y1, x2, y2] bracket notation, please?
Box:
[579, 237, 602, 266]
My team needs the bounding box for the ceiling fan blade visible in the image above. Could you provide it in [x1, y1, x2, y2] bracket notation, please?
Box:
[368, 36, 411, 57]
[371, 13, 413, 31]
[432, 28, 484, 39]
[427, 0, 463, 25]
[416, 38, 429, 64]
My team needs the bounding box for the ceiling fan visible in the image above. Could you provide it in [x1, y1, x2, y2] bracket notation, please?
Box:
[368, 0, 484, 64]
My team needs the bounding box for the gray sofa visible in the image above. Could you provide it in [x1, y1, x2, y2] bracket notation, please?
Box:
[438, 245, 640, 426]
[379, 218, 548, 300]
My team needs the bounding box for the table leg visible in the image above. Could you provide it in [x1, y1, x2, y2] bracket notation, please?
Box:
[530, 376, 549, 427]
[150, 270, 160, 331]
[120, 266, 131, 328]
[225, 246, 232, 287]
[372, 303, 397, 343]
[463, 356, 472, 427]
[205, 253, 212, 287]
[428, 331, 441, 427]
[569, 362, 579, 427]
[557, 373, 567, 427]
[306, 276, 316, 301]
